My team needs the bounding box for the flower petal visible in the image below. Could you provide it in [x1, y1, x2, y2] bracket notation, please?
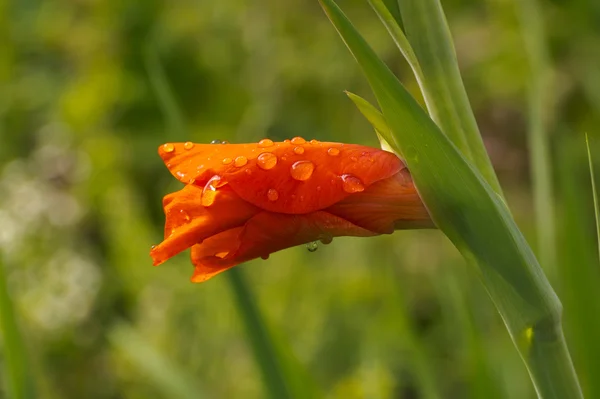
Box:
[189, 211, 378, 282]
[158, 140, 403, 214]
[150, 184, 259, 266]
[325, 169, 433, 233]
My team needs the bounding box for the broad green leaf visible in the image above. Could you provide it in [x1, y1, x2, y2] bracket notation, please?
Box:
[318, 0, 582, 397]
[396, 0, 502, 195]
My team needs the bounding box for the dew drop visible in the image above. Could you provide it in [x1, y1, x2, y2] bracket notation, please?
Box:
[319, 234, 333, 245]
[151, 245, 156, 250]
[179, 209, 191, 222]
[267, 188, 279, 201]
[222, 140, 229, 144]
[293, 146, 305, 155]
[222, 157, 233, 165]
[210, 139, 222, 144]
[290, 160, 315, 181]
[284, 139, 291, 144]
[234, 156, 248, 167]
[261, 254, 270, 260]
[291, 136, 306, 144]
[258, 138, 274, 148]
[201, 187, 217, 207]
[310, 139, 319, 145]
[306, 241, 318, 252]
[281, 156, 288, 161]
[184, 141, 194, 150]
[350, 156, 358, 162]
[245, 169, 252, 175]
[327, 147, 340, 156]
[341, 174, 365, 193]
[201, 175, 227, 206]
[176, 170, 187, 180]
[162, 143, 175, 153]
[257, 152, 278, 170]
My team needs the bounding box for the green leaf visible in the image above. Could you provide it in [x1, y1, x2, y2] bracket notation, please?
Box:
[318, 0, 582, 397]
[395, 0, 502, 195]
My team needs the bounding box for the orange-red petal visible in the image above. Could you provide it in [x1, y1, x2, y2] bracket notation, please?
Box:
[157, 140, 403, 214]
[189, 211, 378, 282]
[150, 184, 259, 266]
[325, 169, 433, 233]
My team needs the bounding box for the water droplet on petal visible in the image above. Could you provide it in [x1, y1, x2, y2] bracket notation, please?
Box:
[293, 146, 305, 155]
[176, 170, 187, 180]
[234, 156, 248, 167]
[310, 139, 319, 144]
[327, 147, 340, 156]
[261, 254, 270, 260]
[341, 174, 365, 193]
[222, 157, 233, 165]
[201, 175, 227, 206]
[319, 234, 333, 245]
[162, 143, 175, 153]
[151, 245, 156, 250]
[184, 141, 194, 150]
[222, 140, 229, 144]
[179, 209, 191, 222]
[257, 153, 278, 170]
[258, 138, 274, 148]
[291, 136, 306, 144]
[267, 188, 279, 201]
[284, 139, 291, 144]
[306, 241, 318, 252]
[290, 160, 314, 181]
[245, 169, 252, 175]
[350, 156, 358, 162]
[210, 139, 222, 144]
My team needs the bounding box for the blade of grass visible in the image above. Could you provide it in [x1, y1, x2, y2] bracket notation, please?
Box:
[0, 257, 35, 399]
[557, 134, 600, 398]
[227, 268, 315, 399]
[393, 0, 502, 195]
[586, 134, 600, 260]
[318, 1, 582, 397]
[143, 44, 186, 140]
[516, 0, 557, 275]
[109, 322, 205, 399]
[144, 46, 313, 399]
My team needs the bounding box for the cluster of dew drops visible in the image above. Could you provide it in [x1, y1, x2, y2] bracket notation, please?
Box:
[161, 137, 370, 253]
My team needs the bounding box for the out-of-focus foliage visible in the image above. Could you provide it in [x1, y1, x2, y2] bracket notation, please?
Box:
[0, 0, 599, 398]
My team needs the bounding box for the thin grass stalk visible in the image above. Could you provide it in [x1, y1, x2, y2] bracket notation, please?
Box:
[0, 256, 35, 399]
[558, 135, 600, 398]
[226, 269, 291, 399]
[586, 134, 600, 261]
[109, 323, 204, 399]
[516, 0, 557, 275]
[318, 1, 583, 397]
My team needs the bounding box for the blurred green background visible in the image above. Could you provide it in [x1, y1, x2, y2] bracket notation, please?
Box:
[1, 0, 600, 398]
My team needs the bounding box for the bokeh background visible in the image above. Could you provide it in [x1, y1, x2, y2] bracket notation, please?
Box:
[1, 0, 600, 398]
